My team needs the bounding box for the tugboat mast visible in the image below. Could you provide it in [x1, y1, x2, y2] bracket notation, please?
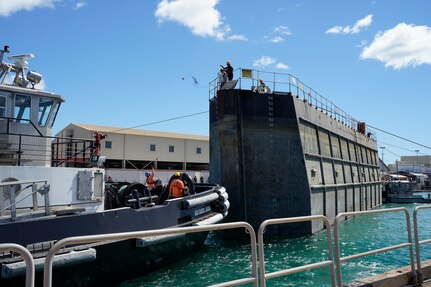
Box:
[0, 45, 42, 88]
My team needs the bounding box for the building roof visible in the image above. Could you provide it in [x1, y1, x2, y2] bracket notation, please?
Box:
[72, 123, 209, 141]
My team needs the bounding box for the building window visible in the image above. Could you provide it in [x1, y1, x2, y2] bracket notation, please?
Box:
[169, 145, 175, 153]
[150, 144, 156, 152]
[196, 147, 202, 154]
[105, 141, 112, 149]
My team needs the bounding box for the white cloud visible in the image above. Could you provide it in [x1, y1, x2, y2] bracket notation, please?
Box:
[274, 25, 291, 35]
[253, 56, 276, 68]
[253, 56, 289, 70]
[227, 34, 248, 41]
[155, 0, 229, 40]
[275, 62, 289, 69]
[326, 14, 373, 34]
[360, 23, 431, 70]
[0, 0, 55, 16]
[74, 1, 87, 10]
[270, 36, 284, 43]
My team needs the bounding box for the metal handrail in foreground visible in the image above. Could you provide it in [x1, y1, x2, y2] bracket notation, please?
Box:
[334, 207, 417, 287]
[43, 222, 258, 287]
[0, 243, 35, 287]
[413, 205, 431, 284]
[257, 215, 336, 287]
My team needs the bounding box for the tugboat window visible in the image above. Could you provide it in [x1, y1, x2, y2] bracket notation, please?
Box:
[169, 145, 175, 152]
[150, 144, 156, 151]
[0, 96, 5, 117]
[14, 94, 31, 123]
[38, 97, 54, 126]
[196, 147, 201, 154]
[49, 101, 60, 127]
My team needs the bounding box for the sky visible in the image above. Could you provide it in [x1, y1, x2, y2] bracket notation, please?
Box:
[1, 0, 430, 166]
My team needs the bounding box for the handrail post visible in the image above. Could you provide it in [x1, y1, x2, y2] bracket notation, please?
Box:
[413, 205, 431, 284]
[258, 215, 336, 287]
[43, 183, 50, 215]
[0, 243, 35, 287]
[334, 208, 417, 287]
[18, 134, 22, 166]
[9, 184, 16, 220]
[31, 183, 38, 211]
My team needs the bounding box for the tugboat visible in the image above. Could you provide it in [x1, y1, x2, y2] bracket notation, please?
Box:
[0, 45, 229, 286]
[382, 174, 431, 203]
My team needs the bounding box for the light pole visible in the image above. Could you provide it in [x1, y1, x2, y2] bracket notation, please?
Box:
[415, 150, 419, 172]
[380, 146, 385, 164]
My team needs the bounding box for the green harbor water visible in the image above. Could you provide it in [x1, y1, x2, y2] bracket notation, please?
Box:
[121, 201, 431, 287]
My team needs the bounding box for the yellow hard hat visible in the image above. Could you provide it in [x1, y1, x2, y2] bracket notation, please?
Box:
[175, 172, 181, 177]
[226, 61, 231, 65]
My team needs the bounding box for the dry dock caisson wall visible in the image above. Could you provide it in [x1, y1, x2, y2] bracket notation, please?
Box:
[210, 88, 381, 237]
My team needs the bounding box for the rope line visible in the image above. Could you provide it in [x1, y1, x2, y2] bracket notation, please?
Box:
[368, 124, 431, 151]
[110, 111, 209, 133]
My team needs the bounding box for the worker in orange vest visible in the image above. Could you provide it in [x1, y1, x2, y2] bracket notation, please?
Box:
[169, 172, 187, 198]
[145, 167, 156, 189]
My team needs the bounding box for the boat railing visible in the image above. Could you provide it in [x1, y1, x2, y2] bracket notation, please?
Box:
[209, 68, 376, 140]
[257, 215, 336, 287]
[0, 116, 43, 136]
[413, 205, 431, 284]
[0, 243, 34, 287]
[0, 179, 50, 221]
[334, 207, 417, 287]
[0, 123, 95, 167]
[42, 222, 258, 287]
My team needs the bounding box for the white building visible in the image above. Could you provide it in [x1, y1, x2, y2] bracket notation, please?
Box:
[388, 155, 431, 174]
[55, 123, 209, 172]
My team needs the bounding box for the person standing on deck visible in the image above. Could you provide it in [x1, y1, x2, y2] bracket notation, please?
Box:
[145, 167, 156, 189]
[169, 172, 187, 198]
[218, 68, 227, 89]
[220, 61, 233, 81]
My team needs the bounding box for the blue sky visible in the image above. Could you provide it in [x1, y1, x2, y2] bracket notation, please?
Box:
[1, 0, 430, 165]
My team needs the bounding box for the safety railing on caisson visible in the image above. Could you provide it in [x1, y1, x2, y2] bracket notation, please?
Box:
[209, 68, 375, 140]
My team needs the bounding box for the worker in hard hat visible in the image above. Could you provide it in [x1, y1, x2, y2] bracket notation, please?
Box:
[220, 61, 233, 81]
[257, 78, 269, 93]
[145, 167, 156, 189]
[169, 172, 188, 198]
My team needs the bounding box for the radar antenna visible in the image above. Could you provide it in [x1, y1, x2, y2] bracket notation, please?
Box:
[0, 45, 43, 88]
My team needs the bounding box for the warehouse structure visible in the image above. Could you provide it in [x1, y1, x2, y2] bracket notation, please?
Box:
[55, 123, 209, 171]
